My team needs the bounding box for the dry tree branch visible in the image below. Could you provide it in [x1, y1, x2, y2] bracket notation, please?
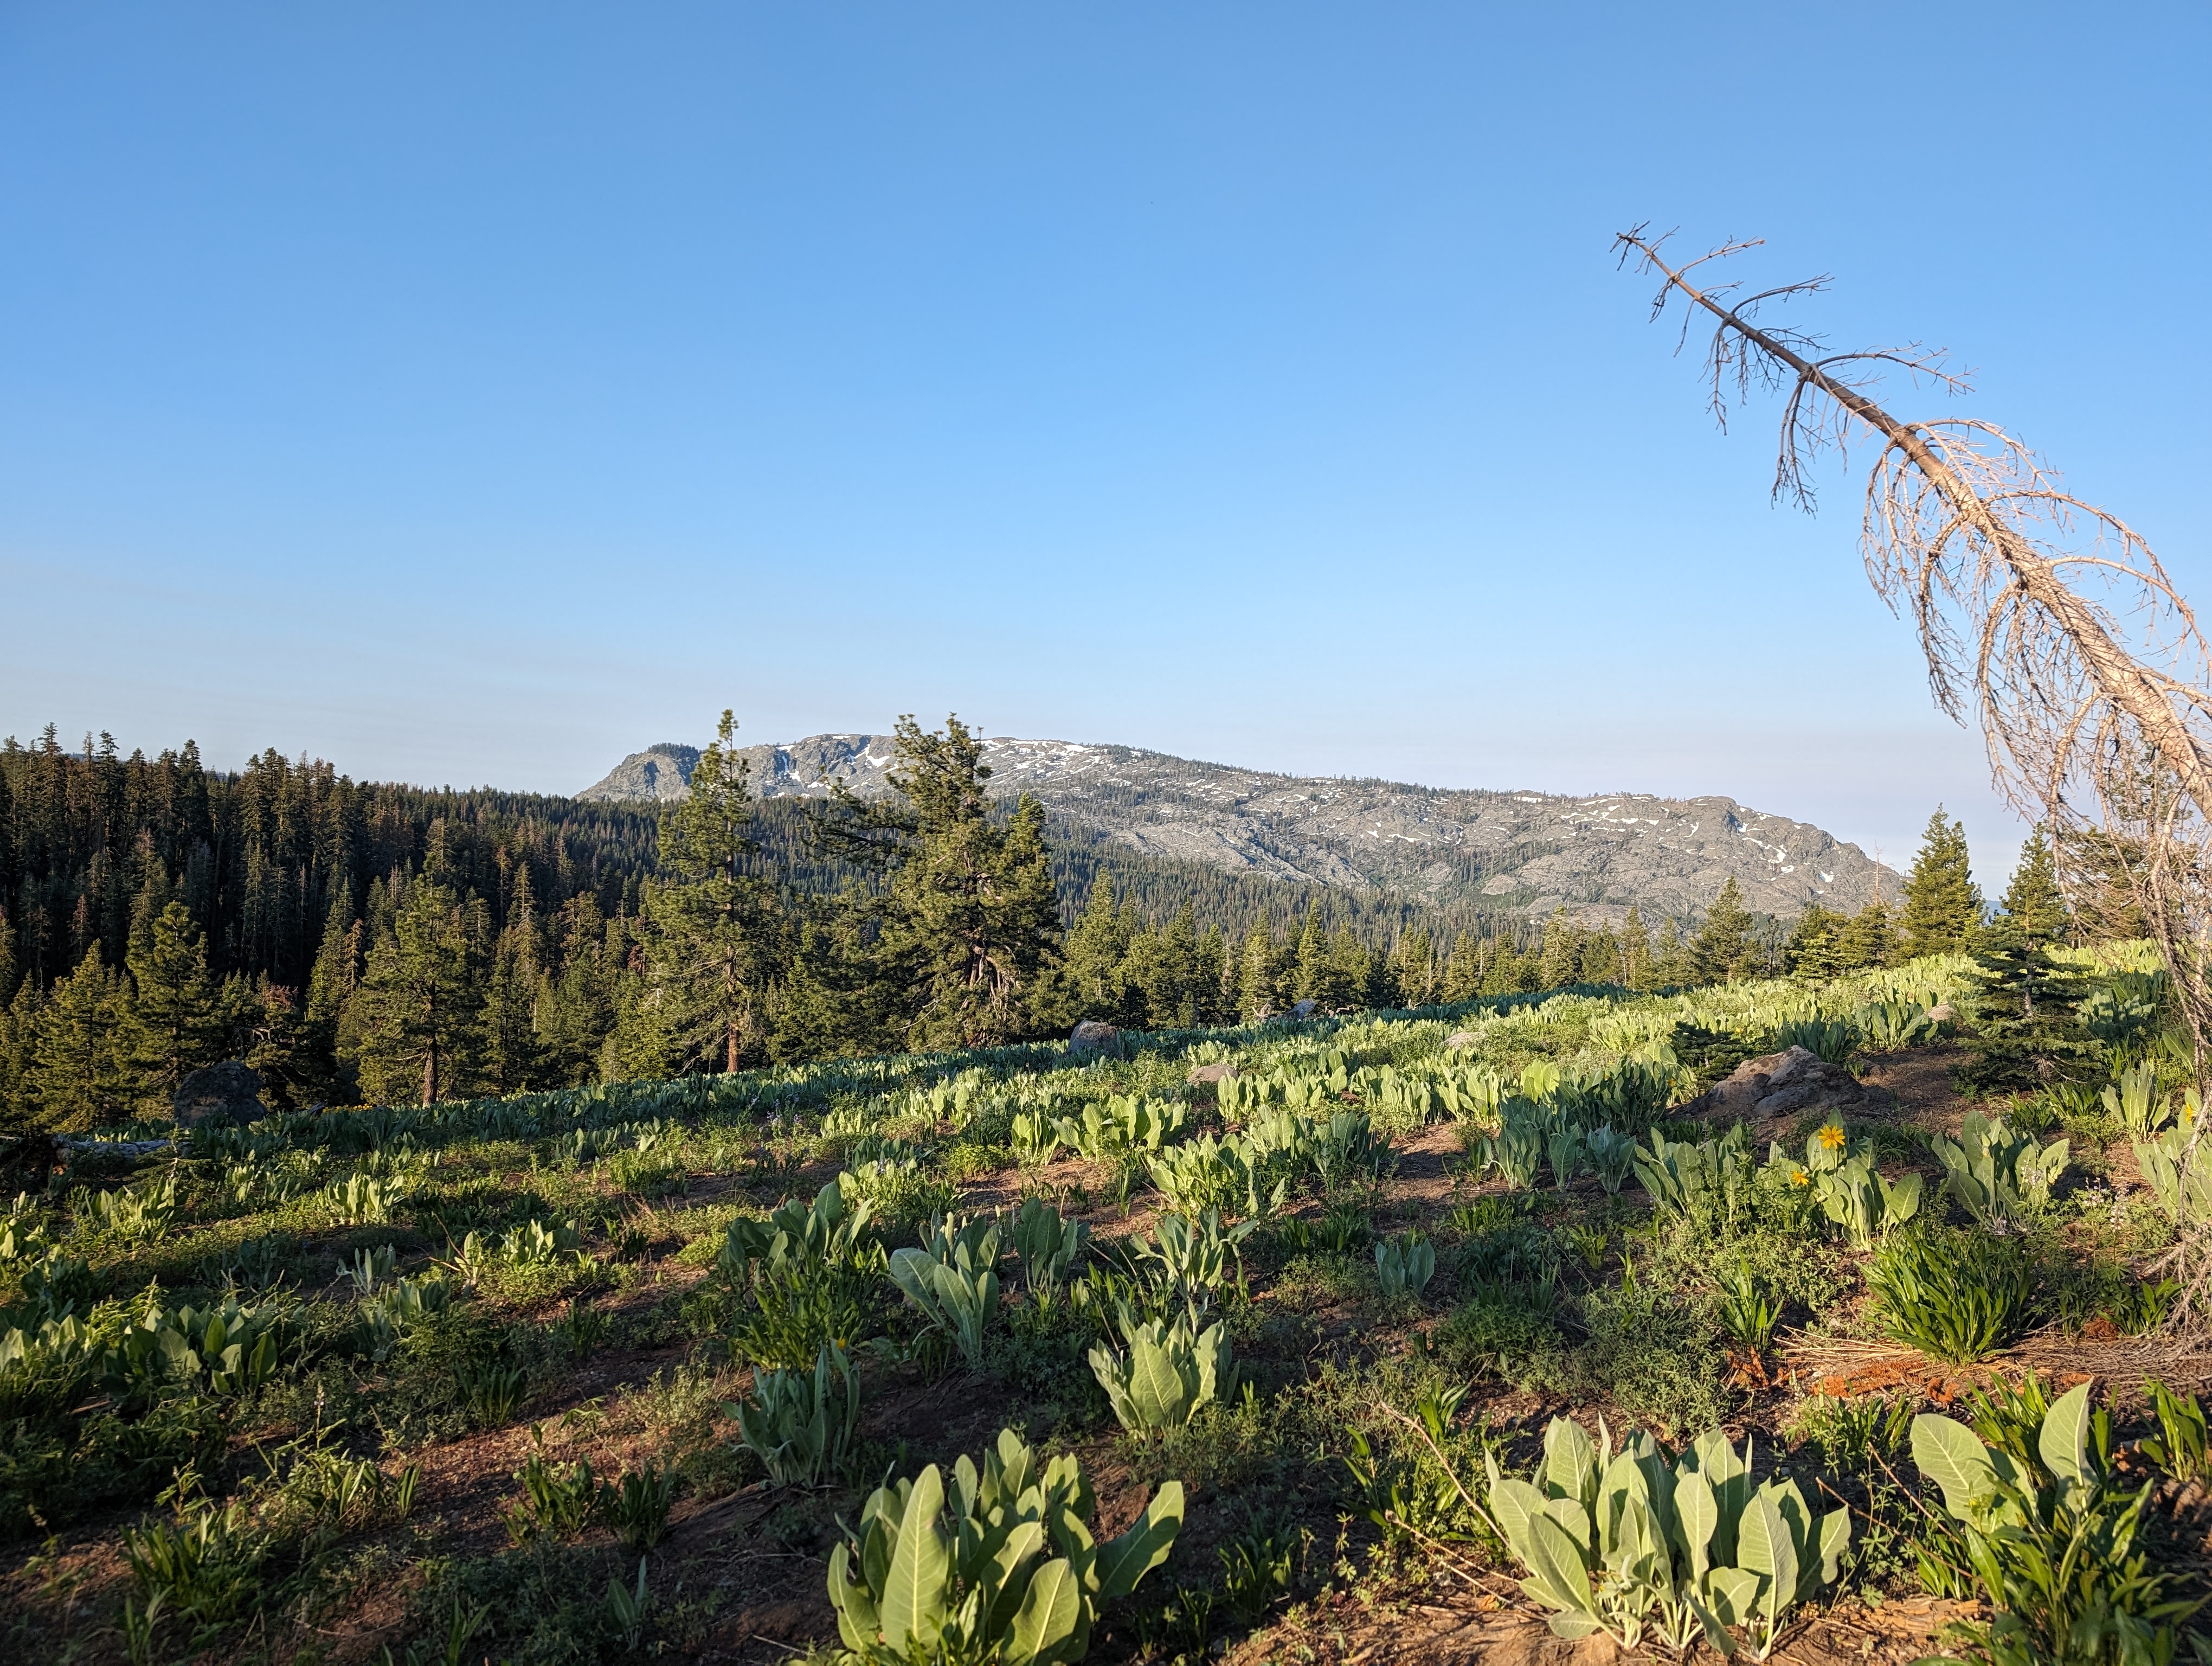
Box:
[1615, 224, 2212, 1319]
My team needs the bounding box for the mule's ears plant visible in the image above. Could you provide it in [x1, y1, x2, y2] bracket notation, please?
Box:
[1584, 1124, 1638, 1194]
[1911, 1381, 2195, 1663]
[827, 1427, 1182, 1666]
[730, 1343, 861, 1487]
[1012, 1198, 1088, 1297]
[1485, 1416, 1847, 1659]
[1930, 1110, 2068, 1227]
[888, 1220, 1001, 1372]
[1374, 1233, 1435, 1302]
[1089, 1313, 1230, 1434]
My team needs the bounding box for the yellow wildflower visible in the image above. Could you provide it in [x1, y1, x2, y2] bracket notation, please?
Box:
[1818, 1124, 1847, 1152]
[1790, 1169, 1811, 1188]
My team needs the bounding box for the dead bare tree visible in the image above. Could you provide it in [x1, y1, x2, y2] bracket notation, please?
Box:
[1614, 225, 2212, 1323]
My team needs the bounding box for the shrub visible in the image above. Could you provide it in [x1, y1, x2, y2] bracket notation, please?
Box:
[123, 1502, 270, 1631]
[887, 1214, 1000, 1372]
[827, 1427, 1181, 1666]
[730, 1344, 861, 1487]
[1868, 1231, 2032, 1364]
[596, 1461, 674, 1553]
[1373, 1233, 1435, 1301]
[1777, 1016, 1857, 1064]
[1912, 1382, 2195, 1663]
[1929, 1111, 2068, 1228]
[1436, 1297, 1562, 1389]
[1011, 1198, 1088, 1297]
[1487, 1415, 1847, 1657]
[1090, 1313, 1230, 1433]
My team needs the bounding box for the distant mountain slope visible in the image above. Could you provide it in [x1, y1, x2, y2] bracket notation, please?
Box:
[579, 735, 1896, 924]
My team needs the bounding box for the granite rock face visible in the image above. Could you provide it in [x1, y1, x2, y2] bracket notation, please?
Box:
[580, 733, 1899, 924]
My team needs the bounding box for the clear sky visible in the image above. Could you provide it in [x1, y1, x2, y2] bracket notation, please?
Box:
[4, 4, 2205, 887]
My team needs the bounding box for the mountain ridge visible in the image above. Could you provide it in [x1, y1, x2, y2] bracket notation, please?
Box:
[578, 734, 1898, 925]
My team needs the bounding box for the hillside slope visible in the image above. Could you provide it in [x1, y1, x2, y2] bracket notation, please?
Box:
[581, 735, 1895, 924]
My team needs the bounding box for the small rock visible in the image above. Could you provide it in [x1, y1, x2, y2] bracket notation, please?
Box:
[1928, 1001, 1958, 1024]
[1445, 1030, 1481, 1050]
[1187, 1061, 1238, 1086]
[1068, 1020, 1122, 1060]
[173, 1060, 268, 1129]
[1291, 998, 1318, 1019]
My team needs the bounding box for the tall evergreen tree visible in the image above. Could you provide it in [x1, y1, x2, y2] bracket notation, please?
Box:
[1784, 902, 1846, 981]
[1835, 901, 1894, 972]
[1899, 807, 1983, 958]
[1578, 926, 1621, 986]
[1537, 908, 1580, 989]
[34, 943, 127, 1131]
[875, 716, 1063, 1049]
[1692, 879, 1755, 984]
[1237, 924, 1279, 1018]
[1997, 824, 2070, 947]
[644, 711, 783, 1073]
[1057, 876, 1131, 1024]
[124, 900, 225, 1106]
[1619, 906, 1651, 991]
[1436, 931, 1479, 1002]
[352, 876, 484, 1105]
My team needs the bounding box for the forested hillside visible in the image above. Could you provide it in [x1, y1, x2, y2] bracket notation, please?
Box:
[0, 718, 1977, 1131]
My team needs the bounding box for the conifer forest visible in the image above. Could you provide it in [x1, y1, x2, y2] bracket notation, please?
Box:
[7, 703, 2212, 1666]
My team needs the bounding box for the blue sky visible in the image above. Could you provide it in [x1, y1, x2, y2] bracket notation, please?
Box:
[4, 4, 2205, 886]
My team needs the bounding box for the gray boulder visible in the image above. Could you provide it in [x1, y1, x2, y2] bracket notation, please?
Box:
[172, 1061, 268, 1129]
[1445, 1030, 1480, 1050]
[1291, 999, 1318, 1020]
[1187, 1061, 1238, 1086]
[1069, 1020, 1122, 1060]
[1689, 1045, 1877, 1126]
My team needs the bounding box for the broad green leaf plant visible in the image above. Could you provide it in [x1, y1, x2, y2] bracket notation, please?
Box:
[1486, 1416, 1847, 1659]
[827, 1427, 1181, 1666]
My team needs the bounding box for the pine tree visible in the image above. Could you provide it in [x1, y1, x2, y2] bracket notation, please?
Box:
[1900, 807, 1983, 958]
[481, 926, 542, 1095]
[1619, 907, 1652, 990]
[1997, 824, 2070, 947]
[1835, 902, 1894, 972]
[1388, 927, 1436, 1008]
[1195, 924, 1229, 1024]
[124, 900, 226, 1106]
[1784, 902, 1845, 981]
[0, 982, 45, 1136]
[644, 711, 783, 1072]
[1958, 930, 2095, 1093]
[1692, 879, 1755, 984]
[34, 943, 128, 1131]
[877, 716, 1063, 1049]
[1058, 877, 1131, 1025]
[1438, 931, 1482, 1003]
[1328, 924, 1373, 1011]
[1537, 909, 1580, 989]
[1238, 924, 1279, 1018]
[352, 877, 484, 1106]
[1579, 926, 1621, 986]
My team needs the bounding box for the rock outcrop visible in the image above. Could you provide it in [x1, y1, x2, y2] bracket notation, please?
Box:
[1068, 1020, 1122, 1060]
[1685, 1045, 1885, 1129]
[579, 733, 1900, 924]
[173, 1061, 268, 1129]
